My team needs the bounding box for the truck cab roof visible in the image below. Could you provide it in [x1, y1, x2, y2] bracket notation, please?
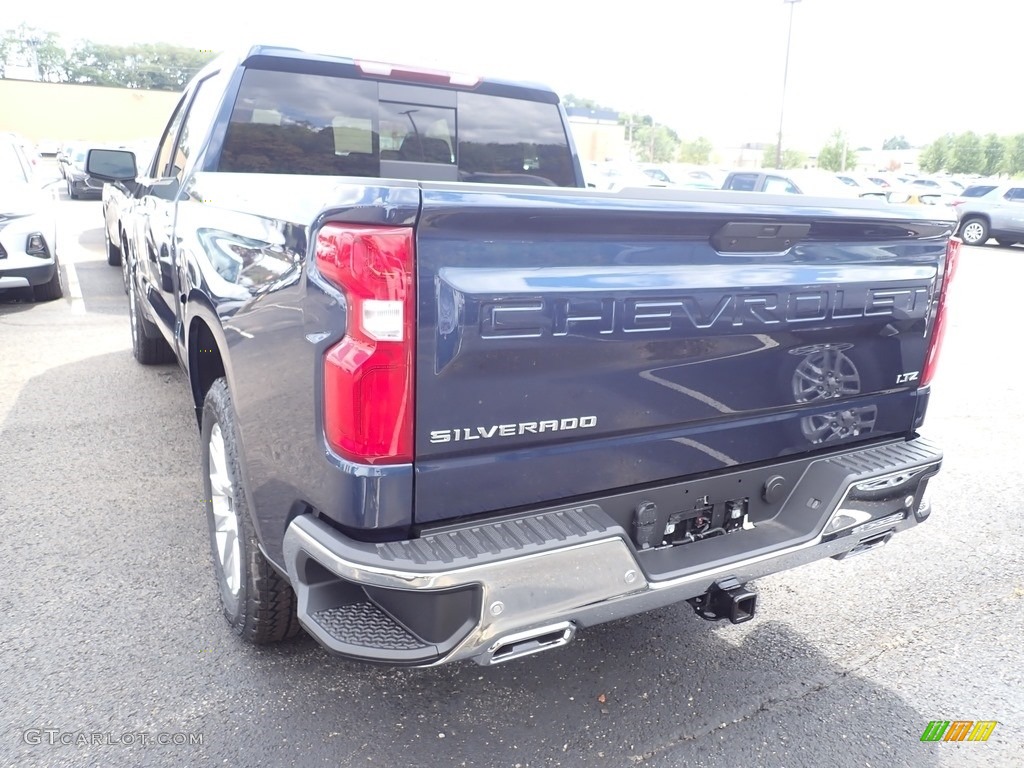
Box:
[194, 45, 561, 105]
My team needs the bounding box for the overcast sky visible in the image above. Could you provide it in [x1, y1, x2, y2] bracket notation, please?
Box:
[10, 0, 1016, 150]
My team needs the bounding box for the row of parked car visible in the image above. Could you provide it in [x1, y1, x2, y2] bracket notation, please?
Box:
[583, 162, 1024, 245]
[0, 134, 157, 303]
[1, 137, 1021, 309]
[585, 162, 972, 205]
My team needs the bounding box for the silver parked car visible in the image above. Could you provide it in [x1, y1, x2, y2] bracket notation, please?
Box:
[906, 177, 964, 196]
[952, 183, 1024, 246]
[722, 169, 887, 200]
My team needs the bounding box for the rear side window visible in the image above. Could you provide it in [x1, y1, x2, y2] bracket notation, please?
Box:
[171, 73, 228, 185]
[456, 92, 573, 186]
[725, 173, 759, 191]
[220, 69, 379, 177]
[764, 175, 799, 194]
[154, 96, 188, 179]
[961, 185, 996, 197]
[218, 68, 575, 186]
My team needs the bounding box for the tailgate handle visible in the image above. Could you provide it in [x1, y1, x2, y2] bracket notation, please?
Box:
[711, 221, 810, 254]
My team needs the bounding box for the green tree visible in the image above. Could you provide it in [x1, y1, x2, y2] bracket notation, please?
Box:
[918, 134, 952, 173]
[65, 42, 126, 87]
[677, 136, 713, 164]
[817, 130, 857, 172]
[634, 124, 680, 163]
[562, 94, 614, 111]
[946, 132, 983, 174]
[68, 41, 215, 90]
[1, 27, 216, 89]
[779, 148, 807, 169]
[883, 135, 911, 150]
[621, 114, 679, 163]
[982, 133, 1004, 177]
[1001, 134, 1024, 178]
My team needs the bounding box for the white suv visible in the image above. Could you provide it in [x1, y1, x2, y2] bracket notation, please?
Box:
[0, 138, 62, 301]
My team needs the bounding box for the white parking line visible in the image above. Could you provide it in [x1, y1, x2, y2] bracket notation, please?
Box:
[64, 260, 86, 314]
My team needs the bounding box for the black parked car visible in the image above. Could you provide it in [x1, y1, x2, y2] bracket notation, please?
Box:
[64, 147, 105, 199]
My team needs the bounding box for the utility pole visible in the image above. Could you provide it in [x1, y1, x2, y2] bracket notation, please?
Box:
[775, 0, 801, 169]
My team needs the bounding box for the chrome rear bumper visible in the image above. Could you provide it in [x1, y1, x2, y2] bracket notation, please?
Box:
[282, 437, 941, 666]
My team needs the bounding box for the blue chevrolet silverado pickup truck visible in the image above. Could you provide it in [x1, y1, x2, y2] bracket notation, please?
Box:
[87, 46, 957, 666]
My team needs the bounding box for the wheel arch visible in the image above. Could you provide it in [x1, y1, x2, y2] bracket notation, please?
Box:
[959, 212, 991, 229]
[187, 294, 232, 430]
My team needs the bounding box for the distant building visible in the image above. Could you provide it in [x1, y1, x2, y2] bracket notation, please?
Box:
[716, 142, 776, 169]
[2, 46, 42, 82]
[565, 107, 629, 163]
[852, 149, 920, 174]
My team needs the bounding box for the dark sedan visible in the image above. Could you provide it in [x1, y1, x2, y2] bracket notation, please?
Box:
[65, 148, 105, 200]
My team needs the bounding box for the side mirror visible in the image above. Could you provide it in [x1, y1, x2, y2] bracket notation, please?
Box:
[86, 148, 137, 182]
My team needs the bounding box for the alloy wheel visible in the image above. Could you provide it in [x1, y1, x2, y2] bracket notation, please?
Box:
[208, 423, 241, 596]
[961, 221, 985, 244]
[128, 279, 139, 344]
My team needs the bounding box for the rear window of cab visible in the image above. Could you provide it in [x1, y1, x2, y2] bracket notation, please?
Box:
[218, 68, 576, 187]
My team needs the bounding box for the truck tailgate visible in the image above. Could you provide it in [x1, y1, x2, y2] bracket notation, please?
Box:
[413, 186, 954, 524]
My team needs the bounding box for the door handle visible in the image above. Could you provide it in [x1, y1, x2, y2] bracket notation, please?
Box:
[711, 221, 810, 254]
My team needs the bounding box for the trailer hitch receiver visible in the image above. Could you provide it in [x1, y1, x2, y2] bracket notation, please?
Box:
[687, 577, 757, 624]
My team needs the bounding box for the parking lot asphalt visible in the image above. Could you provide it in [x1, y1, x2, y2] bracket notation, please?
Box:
[0, 195, 1021, 767]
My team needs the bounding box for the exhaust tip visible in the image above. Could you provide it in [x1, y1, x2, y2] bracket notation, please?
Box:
[484, 622, 576, 665]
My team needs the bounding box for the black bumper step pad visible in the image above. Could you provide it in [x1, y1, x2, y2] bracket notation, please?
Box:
[311, 602, 431, 653]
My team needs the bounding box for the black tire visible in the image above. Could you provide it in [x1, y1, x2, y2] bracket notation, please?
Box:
[201, 378, 301, 644]
[127, 272, 176, 364]
[67, 181, 78, 200]
[32, 256, 64, 302]
[959, 217, 989, 246]
[105, 228, 122, 266]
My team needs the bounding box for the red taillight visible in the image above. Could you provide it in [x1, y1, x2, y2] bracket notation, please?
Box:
[921, 237, 959, 387]
[316, 224, 415, 464]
